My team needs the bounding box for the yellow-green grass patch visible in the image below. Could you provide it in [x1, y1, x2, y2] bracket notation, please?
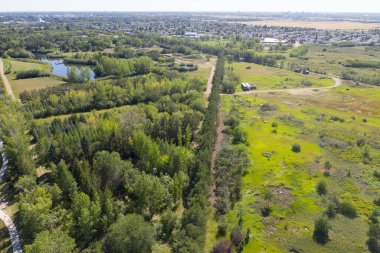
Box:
[228, 62, 334, 92]
[218, 85, 380, 252]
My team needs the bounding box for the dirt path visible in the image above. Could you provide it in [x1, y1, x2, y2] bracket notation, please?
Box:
[205, 63, 216, 99]
[204, 60, 221, 205]
[0, 141, 23, 253]
[0, 59, 15, 100]
[229, 76, 342, 96]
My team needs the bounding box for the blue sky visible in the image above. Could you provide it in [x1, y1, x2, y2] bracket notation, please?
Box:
[2, 0, 380, 12]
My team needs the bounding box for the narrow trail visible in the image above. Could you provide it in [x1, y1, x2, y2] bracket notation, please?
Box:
[204, 59, 222, 205]
[0, 59, 16, 100]
[205, 63, 216, 100]
[228, 76, 342, 96]
[0, 59, 23, 252]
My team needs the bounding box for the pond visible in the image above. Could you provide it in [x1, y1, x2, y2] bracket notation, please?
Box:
[39, 58, 96, 80]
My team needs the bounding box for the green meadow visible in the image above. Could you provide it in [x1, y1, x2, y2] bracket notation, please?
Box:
[218, 82, 380, 253]
[227, 62, 334, 92]
[3, 58, 65, 97]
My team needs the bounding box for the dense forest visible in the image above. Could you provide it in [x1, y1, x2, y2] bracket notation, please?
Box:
[1, 12, 380, 253]
[0, 20, 232, 251]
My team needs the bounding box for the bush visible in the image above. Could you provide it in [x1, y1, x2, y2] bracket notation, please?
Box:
[16, 70, 50, 79]
[374, 170, 380, 179]
[224, 115, 240, 129]
[217, 223, 227, 237]
[313, 216, 330, 244]
[230, 227, 243, 247]
[374, 198, 380, 207]
[232, 127, 247, 145]
[326, 202, 337, 219]
[316, 181, 327, 195]
[212, 240, 233, 253]
[367, 223, 380, 253]
[339, 201, 357, 218]
[291, 143, 301, 153]
[261, 207, 271, 217]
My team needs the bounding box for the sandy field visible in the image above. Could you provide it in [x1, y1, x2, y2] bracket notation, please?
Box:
[229, 20, 380, 30]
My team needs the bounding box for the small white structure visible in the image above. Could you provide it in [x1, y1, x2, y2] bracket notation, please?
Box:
[241, 83, 257, 91]
[183, 32, 201, 39]
[261, 38, 287, 46]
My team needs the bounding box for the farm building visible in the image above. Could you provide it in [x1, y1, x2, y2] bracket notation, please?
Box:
[241, 83, 257, 91]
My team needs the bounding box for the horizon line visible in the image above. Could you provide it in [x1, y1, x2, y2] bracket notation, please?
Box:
[1, 11, 380, 14]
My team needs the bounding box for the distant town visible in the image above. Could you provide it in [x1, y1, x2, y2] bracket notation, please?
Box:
[1, 12, 380, 46]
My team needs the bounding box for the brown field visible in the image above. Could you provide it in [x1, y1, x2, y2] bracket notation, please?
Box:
[229, 20, 380, 30]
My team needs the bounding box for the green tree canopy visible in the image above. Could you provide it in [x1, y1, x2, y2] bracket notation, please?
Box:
[25, 230, 76, 253]
[103, 214, 155, 253]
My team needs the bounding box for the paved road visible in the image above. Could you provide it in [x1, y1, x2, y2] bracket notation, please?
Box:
[0, 59, 15, 100]
[0, 141, 23, 253]
[0, 59, 23, 252]
[226, 76, 342, 96]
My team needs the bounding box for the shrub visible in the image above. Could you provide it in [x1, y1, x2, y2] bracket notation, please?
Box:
[259, 103, 277, 115]
[326, 202, 337, 219]
[367, 223, 380, 253]
[16, 69, 50, 79]
[217, 223, 227, 237]
[374, 170, 380, 179]
[230, 227, 243, 247]
[232, 127, 247, 145]
[374, 198, 380, 207]
[224, 115, 240, 128]
[316, 181, 327, 195]
[212, 240, 233, 253]
[339, 201, 357, 218]
[313, 216, 330, 244]
[291, 144, 301, 153]
[261, 207, 271, 217]
[357, 139, 366, 147]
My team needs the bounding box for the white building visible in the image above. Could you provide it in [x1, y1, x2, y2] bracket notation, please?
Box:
[261, 38, 287, 46]
[183, 32, 201, 39]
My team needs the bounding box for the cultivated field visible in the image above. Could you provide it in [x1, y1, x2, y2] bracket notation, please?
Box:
[219, 82, 380, 252]
[228, 62, 334, 92]
[230, 20, 380, 30]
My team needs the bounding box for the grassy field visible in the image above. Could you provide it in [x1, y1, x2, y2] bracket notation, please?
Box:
[185, 66, 211, 79]
[228, 62, 334, 91]
[3, 58, 65, 97]
[10, 77, 65, 96]
[286, 46, 380, 84]
[218, 82, 380, 252]
[230, 20, 380, 30]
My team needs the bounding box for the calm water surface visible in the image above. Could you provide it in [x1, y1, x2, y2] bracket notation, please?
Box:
[39, 58, 96, 80]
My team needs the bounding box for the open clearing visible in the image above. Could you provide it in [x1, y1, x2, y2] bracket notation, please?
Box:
[219, 82, 380, 252]
[3, 58, 65, 97]
[228, 62, 334, 92]
[230, 20, 380, 30]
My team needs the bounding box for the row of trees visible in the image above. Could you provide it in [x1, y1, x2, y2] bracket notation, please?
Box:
[21, 75, 206, 118]
[95, 56, 152, 77]
[173, 53, 225, 252]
